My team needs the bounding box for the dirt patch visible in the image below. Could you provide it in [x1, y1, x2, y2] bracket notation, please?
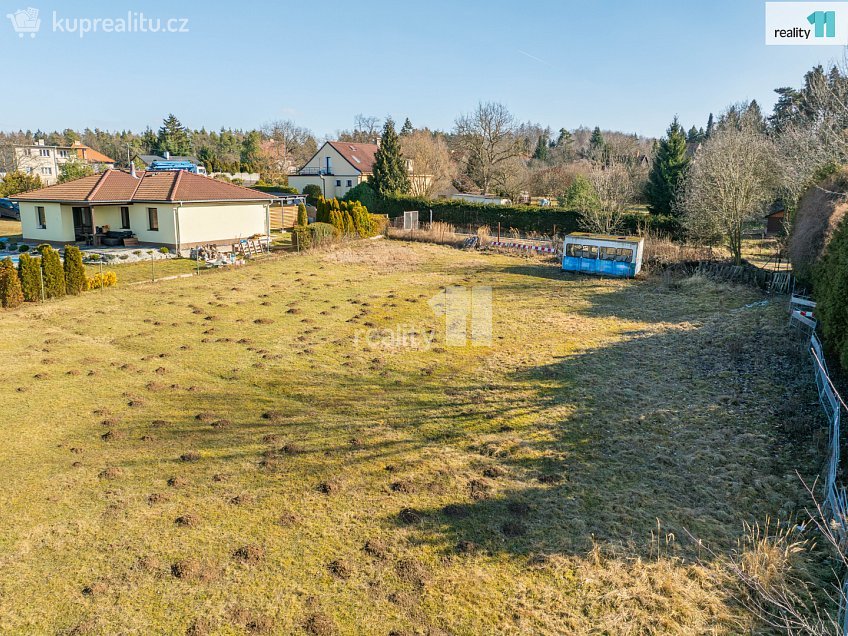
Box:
[100, 430, 125, 442]
[303, 611, 337, 636]
[327, 559, 351, 579]
[170, 558, 215, 581]
[442, 504, 468, 519]
[390, 480, 415, 494]
[397, 508, 422, 524]
[98, 467, 123, 480]
[363, 538, 388, 559]
[278, 511, 299, 527]
[316, 481, 337, 495]
[180, 452, 201, 462]
[232, 544, 265, 564]
[254, 318, 274, 325]
[175, 514, 199, 527]
[167, 476, 188, 488]
[501, 520, 527, 538]
[394, 558, 428, 588]
[468, 479, 492, 500]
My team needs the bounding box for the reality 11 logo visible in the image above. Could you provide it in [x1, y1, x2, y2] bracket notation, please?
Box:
[808, 10, 836, 37]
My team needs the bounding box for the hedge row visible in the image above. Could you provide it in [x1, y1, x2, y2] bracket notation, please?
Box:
[348, 192, 678, 235]
[814, 215, 848, 371]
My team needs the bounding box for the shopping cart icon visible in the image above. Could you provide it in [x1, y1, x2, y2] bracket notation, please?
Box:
[7, 8, 41, 38]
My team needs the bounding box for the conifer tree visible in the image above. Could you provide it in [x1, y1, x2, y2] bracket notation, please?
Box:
[37, 244, 65, 298]
[63, 245, 86, 295]
[0, 258, 23, 308]
[588, 127, 608, 163]
[157, 114, 191, 156]
[17, 252, 41, 302]
[296, 203, 308, 226]
[400, 118, 413, 136]
[645, 117, 689, 218]
[343, 211, 356, 235]
[371, 118, 411, 197]
[705, 113, 715, 138]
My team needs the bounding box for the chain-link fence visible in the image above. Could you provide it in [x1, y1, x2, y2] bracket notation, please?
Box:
[790, 296, 848, 631]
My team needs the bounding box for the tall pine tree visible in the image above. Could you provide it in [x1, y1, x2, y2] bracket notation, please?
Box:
[370, 118, 410, 197]
[400, 118, 413, 136]
[705, 113, 715, 138]
[157, 114, 191, 156]
[645, 117, 689, 218]
[588, 127, 608, 163]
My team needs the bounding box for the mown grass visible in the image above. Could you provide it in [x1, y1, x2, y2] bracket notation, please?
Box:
[0, 218, 22, 238]
[0, 240, 823, 634]
[84, 258, 200, 284]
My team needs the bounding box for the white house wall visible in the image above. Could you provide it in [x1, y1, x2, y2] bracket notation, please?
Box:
[176, 202, 267, 247]
[18, 201, 74, 242]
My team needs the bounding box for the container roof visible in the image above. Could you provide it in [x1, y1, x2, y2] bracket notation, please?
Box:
[566, 232, 644, 244]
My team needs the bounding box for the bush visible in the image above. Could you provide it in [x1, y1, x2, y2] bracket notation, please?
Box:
[296, 203, 308, 226]
[310, 222, 339, 246]
[291, 225, 312, 250]
[352, 193, 675, 236]
[37, 244, 65, 299]
[17, 253, 41, 301]
[343, 211, 356, 235]
[814, 215, 848, 371]
[86, 271, 117, 290]
[159, 247, 170, 254]
[0, 241, 6, 251]
[18, 244, 29, 253]
[343, 182, 380, 211]
[369, 214, 389, 236]
[63, 245, 86, 295]
[0, 258, 23, 308]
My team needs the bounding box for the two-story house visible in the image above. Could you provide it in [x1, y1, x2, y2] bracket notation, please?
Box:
[12, 140, 116, 185]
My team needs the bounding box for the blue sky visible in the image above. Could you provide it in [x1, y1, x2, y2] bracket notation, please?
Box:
[0, 0, 843, 138]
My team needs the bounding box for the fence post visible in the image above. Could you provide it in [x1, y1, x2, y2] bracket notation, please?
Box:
[498, 222, 501, 242]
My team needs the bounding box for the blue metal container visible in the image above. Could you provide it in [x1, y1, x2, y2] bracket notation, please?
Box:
[561, 232, 644, 277]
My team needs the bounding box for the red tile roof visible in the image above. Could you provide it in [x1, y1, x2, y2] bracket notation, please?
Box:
[70, 142, 116, 164]
[327, 141, 379, 174]
[12, 170, 275, 203]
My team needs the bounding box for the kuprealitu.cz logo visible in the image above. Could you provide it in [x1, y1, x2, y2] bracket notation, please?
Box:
[766, 2, 848, 45]
[6, 7, 190, 39]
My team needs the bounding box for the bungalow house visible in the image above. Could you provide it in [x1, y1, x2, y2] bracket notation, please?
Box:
[289, 141, 430, 199]
[12, 169, 274, 253]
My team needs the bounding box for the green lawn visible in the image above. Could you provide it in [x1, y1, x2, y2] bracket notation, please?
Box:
[0, 240, 822, 634]
[85, 258, 201, 285]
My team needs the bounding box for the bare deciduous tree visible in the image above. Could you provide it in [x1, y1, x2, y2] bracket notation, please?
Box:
[582, 161, 635, 234]
[453, 102, 522, 194]
[260, 119, 317, 169]
[680, 124, 780, 264]
[400, 131, 456, 197]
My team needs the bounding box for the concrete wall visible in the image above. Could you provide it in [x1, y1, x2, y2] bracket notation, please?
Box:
[19, 201, 74, 242]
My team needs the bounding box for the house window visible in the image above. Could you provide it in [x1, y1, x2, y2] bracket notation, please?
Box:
[36, 206, 46, 229]
[58, 150, 69, 158]
[335, 180, 341, 187]
[39, 148, 50, 157]
[147, 207, 159, 231]
[346, 180, 352, 187]
[120, 206, 130, 229]
[41, 167, 52, 175]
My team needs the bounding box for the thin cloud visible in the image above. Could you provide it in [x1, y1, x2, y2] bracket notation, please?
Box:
[517, 49, 551, 66]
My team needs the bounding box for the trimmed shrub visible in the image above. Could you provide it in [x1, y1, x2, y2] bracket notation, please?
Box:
[296, 203, 308, 226]
[309, 222, 338, 246]
[369, 214, 389, 236]
[37, 244, 65, 299]
[17, 253, 41, 301]
[814, 215, 848, 371]
[63, 245, 86, 295]
[343, 211, 356, 235]
[0, 258, 23, 308]
[291, 225, 312, 250]
[18, 244, 29, 253]
[86, 271, 117, 290]
[159, 247, 170, 254]
[329, 209, 345, 233]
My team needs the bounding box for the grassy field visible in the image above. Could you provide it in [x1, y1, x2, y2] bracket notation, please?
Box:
[0, 240, 822, 634]
[0, 218, 22, 238]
